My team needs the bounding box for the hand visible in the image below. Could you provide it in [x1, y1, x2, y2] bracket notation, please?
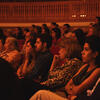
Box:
[53, 55, 60, 63]
[68, 95, 77, 100]
[25, 50, 31, 59]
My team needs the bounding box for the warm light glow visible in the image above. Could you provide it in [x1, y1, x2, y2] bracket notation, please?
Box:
[80, 15, 86, 17]
[72, 15, 76, 17]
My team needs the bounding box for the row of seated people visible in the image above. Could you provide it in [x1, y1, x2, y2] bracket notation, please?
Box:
[0, 17, 100, 100]
[0, 16, 100, 53]
[0, 34, 100, 100]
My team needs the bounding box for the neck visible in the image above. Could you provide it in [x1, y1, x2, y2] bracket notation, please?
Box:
[88, 60, 96, 71]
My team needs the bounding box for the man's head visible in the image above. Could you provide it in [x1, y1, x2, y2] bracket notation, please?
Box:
[35, 34, 52, 52]
[96, 16, 100, 24]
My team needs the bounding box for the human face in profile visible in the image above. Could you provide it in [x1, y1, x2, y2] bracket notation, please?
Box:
[59, 47, 67, 60]
[26, 42, 33, 55]
[35, 38, 43, 52]
[81, 43, 96, 64]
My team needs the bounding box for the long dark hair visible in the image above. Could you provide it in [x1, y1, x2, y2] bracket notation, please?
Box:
[73, 28, 85, 48]
[85, 36, 100, 66]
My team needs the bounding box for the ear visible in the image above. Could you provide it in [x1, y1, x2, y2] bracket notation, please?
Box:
[94, 51, 99, 58]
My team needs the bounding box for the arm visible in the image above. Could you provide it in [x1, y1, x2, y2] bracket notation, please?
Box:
[27, 53, 53, 80]
[49, 55, 60, 71]
[21, 59, 29, 75]
[41, 67, 69, 88]
[72, 68, 100, 95]
[41, 58, 82, 88]
[16, 59, 29, 78]
[65, 68, 100, 96]
[65, 64, 87, 94]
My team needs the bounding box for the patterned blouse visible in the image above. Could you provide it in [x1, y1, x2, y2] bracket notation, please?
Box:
[41, 58, 83, 89]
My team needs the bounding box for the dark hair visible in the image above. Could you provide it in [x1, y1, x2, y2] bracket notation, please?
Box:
[37, 34, 52, 49]
[64, 24, 71, 28]
[51, 28, 61, 40]
[24, 28, 30, 32]
[73, 28, 85, 48]
[51, 22, 57, 26]
[16, 27, 24, 39]
[42, 24, 47, 28]
[27, 39, 36, 48]
[32, 24, 36, 28]
[42, 24, 50, 35]
[85, 36, 100, 66]
[96, 16, 100, 22]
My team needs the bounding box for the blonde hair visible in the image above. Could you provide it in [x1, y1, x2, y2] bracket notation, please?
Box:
[6, 37, 18, 50]
[58, 38, 82, 59]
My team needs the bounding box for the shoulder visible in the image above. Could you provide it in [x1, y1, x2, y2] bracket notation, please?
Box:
[66, 58, 83, 66]
[93, 68, 100, 75]
[41, 51, 53, 59]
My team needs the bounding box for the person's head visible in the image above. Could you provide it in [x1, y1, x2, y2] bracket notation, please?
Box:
[41, 24, 50, 35]
[4, 37, 18, 51]
[42, 24, 48, 29]
[81, 36, 100, 66]
[95, 16, 100, 24]
[35, 34, 52, 52]
[89, 23, 94, 28]
[25, 39, 36, 59]
[51, 22, 58, 29]
[4, 29, 13, 37]
[58, 38, 82, 60]
[72, 28, 85, 48]
[51, 28, 61, 40]
[23, 28, 30, 36]
[86, 27, 94, 37]
[63, 24, 71, 32]
[34, 26, 41, 35]
[25, 31, 31, 41]
[63, 31, 73, 39]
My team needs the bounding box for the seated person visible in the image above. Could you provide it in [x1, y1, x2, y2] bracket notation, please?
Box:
[0, 37, 21, 71]
[0, 57, 23, 100]
[29, 36, 100, 100]
[50, 28, 61, 55]
[17, 39, 36, 78]
[41, 38, 83, 90]
[16, 34, 53, 100]
[25, 34, 53, 82]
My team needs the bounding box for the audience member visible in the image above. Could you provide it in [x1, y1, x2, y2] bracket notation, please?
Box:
[17, 39, 36, 78]
[93, 16, 100, 37]
[41, 38, 83, 92]
[41, 24, 50, 35]
[0, 37, 21, 71]
[17, 34, 53, 100]
[50, 28, 61, 55]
